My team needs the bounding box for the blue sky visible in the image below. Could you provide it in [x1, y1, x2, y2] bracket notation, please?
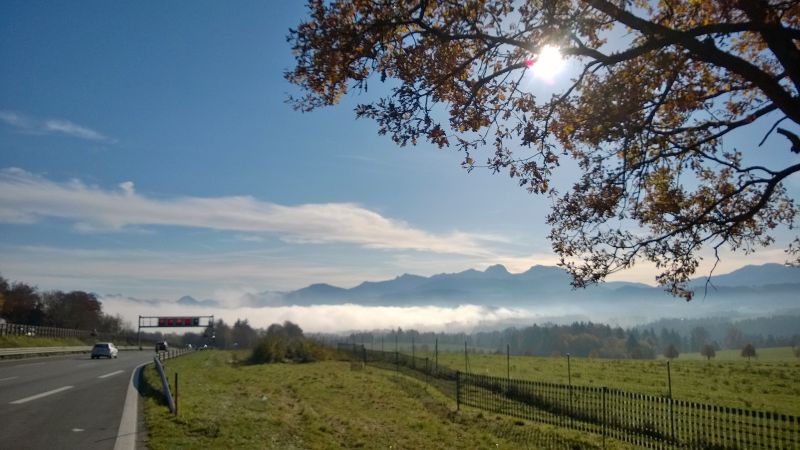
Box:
[1, 0, 797, 318]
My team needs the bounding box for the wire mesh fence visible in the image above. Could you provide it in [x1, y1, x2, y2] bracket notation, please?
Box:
[0, 322, 89, 338]
[338, 344, 800, 450]
[0, 321, 148, 345]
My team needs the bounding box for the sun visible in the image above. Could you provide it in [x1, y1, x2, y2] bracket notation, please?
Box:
[525, 45, 566, 83]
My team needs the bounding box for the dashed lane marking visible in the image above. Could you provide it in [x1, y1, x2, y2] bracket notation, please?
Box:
[9, 386, 74, 404]
[98, 370, 124, 379]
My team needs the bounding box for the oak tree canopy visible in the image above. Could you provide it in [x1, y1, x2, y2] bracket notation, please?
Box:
[286, 0, 800, 299]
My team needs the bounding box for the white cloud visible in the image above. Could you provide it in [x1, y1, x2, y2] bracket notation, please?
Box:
[0, 110, 112, 142]
[98, 294, 537, 333]
[0, 168, 501, 256]
[0, 244, 384, 296]
[234, 234, 266, 243]
[43, 119, 109, 141]
[0, 111, 32, 128]
[118, 181, 136, 196]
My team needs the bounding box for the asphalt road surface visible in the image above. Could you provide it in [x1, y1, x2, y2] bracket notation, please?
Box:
[0, 350, 154, 450]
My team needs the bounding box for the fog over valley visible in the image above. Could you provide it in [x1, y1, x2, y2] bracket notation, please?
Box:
[98, 263, 800, 334]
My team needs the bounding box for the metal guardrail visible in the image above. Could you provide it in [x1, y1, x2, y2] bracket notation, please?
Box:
[0, 346, 91, 358]
[0, 345, 142, 359]
[152, 347, 194, 415]
[155, 347, 195, 362]
[153, 356, 176, 414]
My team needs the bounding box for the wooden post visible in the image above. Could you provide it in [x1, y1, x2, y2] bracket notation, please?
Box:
[174, 372, 179, 416]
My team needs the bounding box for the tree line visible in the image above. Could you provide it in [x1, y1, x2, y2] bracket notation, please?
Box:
[345, 318, 800, 360]
[0, 274, 128, 334]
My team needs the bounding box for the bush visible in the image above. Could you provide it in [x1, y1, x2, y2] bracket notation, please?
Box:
[741, 343, 757, 360]
[663, 344, 679, 360]
[700, 344, 716, 361]
[249, 321, 331, 364]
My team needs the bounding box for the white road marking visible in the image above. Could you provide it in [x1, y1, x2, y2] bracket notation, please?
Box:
[0, 376, 19, 382]
[16, 362, 45, 368]
[10, 386, 74, 404]
[72, 428, 84, 432]
[98, 370, 124, 379]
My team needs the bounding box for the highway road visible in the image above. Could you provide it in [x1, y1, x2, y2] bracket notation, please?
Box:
[0, 350, 154, 450]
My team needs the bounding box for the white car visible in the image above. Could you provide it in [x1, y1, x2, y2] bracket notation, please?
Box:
[91, 342, 119, 359]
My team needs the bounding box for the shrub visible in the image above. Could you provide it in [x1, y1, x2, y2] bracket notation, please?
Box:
[700, 344, 716, 361]
[249, 321, 331, 364]
[741, 343, 757, 360]
[663, 344, 679, 360]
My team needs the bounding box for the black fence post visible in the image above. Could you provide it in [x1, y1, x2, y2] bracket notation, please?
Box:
[435, 338, 438, 371]
[411, 336, 415, 369]
[425, 357, 429, 386]
[567, 353, 573, 429]
[602, 386, 607, 450]
[506, 343, 510, 383]
[456, 370, 461, 411]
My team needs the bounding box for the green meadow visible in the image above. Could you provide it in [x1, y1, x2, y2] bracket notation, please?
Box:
[0, 335, 87, 348]
[430, 347, 800, 415]
[141, 351, 634, 449]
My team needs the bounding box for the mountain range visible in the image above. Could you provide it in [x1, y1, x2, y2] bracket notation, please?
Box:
[175, 263, 799, 322]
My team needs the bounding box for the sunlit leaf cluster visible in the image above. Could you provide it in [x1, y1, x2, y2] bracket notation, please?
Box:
[287, 0, 800, 299]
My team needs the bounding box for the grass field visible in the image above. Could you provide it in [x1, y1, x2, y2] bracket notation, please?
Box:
[0, 335, 87, 348]
[426, 347, 800, 415]
[142, 351, 635, 449]
[672, 346, 796, 361]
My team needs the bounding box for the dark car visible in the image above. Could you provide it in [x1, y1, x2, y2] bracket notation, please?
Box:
[155, 341, 168, 352]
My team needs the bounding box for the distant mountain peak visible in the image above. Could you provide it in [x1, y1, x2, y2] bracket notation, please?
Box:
[292, 283, 347, 295]
[484, 264, 510, 276]
[691, 263, 799, 287]
[176, 295, 218, 307]
[395, 273, 422, 280]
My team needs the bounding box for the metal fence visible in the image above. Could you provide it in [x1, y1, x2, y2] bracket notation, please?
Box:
[0, 322, 90, 338]
[155, 346, 195, 362]
[338, 344, 800, 450]
[0, 321, 146, 345]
